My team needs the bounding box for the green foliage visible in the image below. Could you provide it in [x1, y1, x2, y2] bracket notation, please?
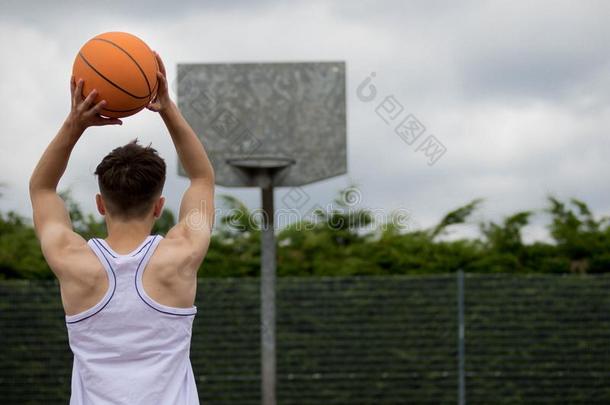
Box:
[546, 196, 610, 273]
[3, 275, 610, 403]
[475, 211, 532, 272]
[429, 198, 483, 240]
[152, 208, 176, 236]
[60, 190, 106, 240]
[0, 190, 178, 279]
[61, 189, 177, 238]
[200, 194, 261, 277]
[2, 188, 610, 279]
[0, 211, 50, 279]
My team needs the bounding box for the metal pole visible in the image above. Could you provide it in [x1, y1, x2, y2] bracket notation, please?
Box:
[457, 269, 465, 405]
[261, 182, 276, 405]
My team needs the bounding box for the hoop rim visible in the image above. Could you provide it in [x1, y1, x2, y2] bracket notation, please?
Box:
[226, 156, 296, 169]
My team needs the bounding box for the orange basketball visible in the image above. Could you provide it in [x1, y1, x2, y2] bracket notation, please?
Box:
[72, 32, 158, 118]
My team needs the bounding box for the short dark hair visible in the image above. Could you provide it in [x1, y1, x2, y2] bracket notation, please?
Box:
[94, 139, 166, 220]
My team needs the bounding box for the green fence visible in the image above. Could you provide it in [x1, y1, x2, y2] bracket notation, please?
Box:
[1, 274, 609, 404]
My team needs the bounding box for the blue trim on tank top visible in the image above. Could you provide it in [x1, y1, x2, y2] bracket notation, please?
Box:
[95, 237, 155, 258]
[66, 239, 117, 324]
[96, 239, 117, 258]
[135, 235, 197, 317]
[130, 238, 154, 256]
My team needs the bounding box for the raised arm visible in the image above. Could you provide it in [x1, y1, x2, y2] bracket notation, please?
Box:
[147, 52, 215, 256]
[29, 77, 121, 280]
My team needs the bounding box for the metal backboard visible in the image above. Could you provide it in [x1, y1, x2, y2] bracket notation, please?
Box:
[177, 62, 347, 187]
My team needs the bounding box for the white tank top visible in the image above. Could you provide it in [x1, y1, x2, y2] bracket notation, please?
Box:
[65, 234, 199, 405]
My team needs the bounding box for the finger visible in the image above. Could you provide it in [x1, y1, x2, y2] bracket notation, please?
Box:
[146, 102, 160, 112]
[75, 79, 84, 104]
[80, 89, 98, 111]
[72, 78, 83, 106]
[154, 51, 166, 76]
[153, 51, 166, 76]
[156, 70, 167, 91]
[70, 76, 76, 97]
[147, 98, 161, 111]
[92, 116, 123, 126]
[89, 99, 107, 115]
[149, 81, 159, 102]
[152, 51, 160, 75]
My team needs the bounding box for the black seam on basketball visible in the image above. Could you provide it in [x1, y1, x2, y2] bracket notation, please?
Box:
[91, 37, 152, 97]
[78, 52, 149, 100]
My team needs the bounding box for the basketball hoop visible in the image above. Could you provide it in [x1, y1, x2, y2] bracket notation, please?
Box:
[177, 62, 346, 405]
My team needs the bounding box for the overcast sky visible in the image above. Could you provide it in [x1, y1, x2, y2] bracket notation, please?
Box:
[1, 0, 609, 242]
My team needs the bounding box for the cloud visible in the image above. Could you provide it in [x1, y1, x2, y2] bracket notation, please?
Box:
[0, 0, 608, 243]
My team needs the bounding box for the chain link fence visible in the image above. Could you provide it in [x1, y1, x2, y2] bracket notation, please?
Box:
[1, 273, 609, 404]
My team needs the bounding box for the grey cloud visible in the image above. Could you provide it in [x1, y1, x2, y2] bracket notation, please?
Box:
[0, 0, 285, 23]
[1, 0, 609, 244]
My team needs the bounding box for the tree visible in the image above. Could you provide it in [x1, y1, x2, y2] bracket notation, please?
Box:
[152, 208, 176, 235]
[546, 196, 610, 273]
[199, 194, 261, 277]
[475, 211, 532, 272]
[2, 185, 610, 279]
[60, 190, 106, 240]
[428, 198, 483, 240]
[0, 211, 50, 279]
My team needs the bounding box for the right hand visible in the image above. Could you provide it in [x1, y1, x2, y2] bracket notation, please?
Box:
[66, 77, 122, 133]
[147, 51, 172, 113]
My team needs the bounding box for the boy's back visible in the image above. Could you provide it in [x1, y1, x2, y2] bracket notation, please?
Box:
[28, 51, 215, 404]
[66, 235, 199, 405]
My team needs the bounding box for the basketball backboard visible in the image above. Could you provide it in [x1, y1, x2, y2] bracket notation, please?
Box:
[176, 62, 347, 187]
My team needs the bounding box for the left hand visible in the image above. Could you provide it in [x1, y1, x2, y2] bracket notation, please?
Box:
[66, 76, 122, 132]
[146, 51, 172, 113]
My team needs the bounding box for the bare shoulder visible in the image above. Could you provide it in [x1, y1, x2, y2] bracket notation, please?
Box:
[152, 234, 210, 282]
[42, 231, 102, 285]
[50, 240, 108, 316]
[64, 244, 105, 285]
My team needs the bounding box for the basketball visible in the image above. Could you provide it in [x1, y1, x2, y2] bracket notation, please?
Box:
[72, 32, 158, 118]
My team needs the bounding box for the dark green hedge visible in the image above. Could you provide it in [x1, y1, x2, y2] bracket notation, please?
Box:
[1, 274, 609, 404]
